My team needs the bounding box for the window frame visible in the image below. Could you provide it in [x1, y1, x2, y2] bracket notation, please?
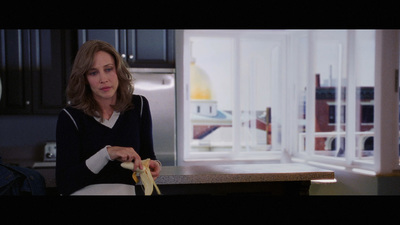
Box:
[176, 30, 288, 165]
[175, 30, 400, 175]
[291, 30, 400, 175]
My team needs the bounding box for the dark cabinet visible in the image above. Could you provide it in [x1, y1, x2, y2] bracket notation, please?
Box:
[0, 30, 32, 114]
[0, 29, 174, 115]
[78, 29, 126, 53]
[78, 29, 175, 68]
[0, 29, 77, 114]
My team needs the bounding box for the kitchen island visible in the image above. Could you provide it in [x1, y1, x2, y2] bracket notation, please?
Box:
[153, 163, 334, 196]
[35, 163, 334, 196]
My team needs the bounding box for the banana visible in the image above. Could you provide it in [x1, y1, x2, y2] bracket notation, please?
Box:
[121, 159, 161, 195]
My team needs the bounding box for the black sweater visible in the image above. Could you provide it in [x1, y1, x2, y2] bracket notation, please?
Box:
[55, 95, 156, 195]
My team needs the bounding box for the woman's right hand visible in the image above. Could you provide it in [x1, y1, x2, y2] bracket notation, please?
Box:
[106, 146, 143, 171]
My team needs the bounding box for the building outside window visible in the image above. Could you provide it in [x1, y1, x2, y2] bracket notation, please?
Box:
[176, 30, 400, 175]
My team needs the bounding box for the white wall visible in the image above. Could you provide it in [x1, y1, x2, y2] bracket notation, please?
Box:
[310, 169, 378, 195]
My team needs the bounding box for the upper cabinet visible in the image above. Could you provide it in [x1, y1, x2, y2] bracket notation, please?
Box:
[0, 30, 32, 114]
[0, 29, 175, 115]
[78, 29, 175, 68]
[0, 29, 77, 114]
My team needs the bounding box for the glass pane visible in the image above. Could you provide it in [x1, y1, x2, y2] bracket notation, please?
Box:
[239, 38, 279, 151]
[314, 30, 347, 157]
[293, 33, 309, 154]
[189, 37, 234, 152]
[354, 30, 375, 162]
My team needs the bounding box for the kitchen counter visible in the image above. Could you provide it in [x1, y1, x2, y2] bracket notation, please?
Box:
[157, 163, 334, 184]
[153, 163, 334, 195]
[35, 163, 334, 195]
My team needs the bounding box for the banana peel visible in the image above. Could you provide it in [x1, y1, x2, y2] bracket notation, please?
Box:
[121, 158, 161, 195]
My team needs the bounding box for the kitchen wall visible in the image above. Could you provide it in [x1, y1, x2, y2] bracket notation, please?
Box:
[0, 115, 57, 147]
[0, 115, 58, 165]
[310, 169, 378, 195]
[310, 168, 400, 195]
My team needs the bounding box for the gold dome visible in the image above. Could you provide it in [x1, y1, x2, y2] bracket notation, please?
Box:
[190, 62, 213, 100]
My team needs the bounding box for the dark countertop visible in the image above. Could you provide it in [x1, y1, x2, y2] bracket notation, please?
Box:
[33, 162, 334, 195]
[156, 163, 334, 185]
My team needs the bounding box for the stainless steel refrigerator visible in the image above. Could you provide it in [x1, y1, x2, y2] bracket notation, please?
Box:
[129, 68, 176, 166]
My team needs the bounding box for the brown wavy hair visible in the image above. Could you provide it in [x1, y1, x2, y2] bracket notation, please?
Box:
[66, 40, 134, 120]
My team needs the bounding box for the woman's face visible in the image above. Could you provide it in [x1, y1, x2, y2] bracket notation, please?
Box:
[86, 51, 119, 105]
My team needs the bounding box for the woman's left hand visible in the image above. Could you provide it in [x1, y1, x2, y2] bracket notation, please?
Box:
[149, 160, 161, 180]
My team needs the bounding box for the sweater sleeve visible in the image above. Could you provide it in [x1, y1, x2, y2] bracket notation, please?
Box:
[55, 109, 98, 195]
[138, 96, 157, 161]
[85, 146, 111, 174]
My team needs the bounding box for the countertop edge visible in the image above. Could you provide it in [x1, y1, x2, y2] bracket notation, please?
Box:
[156, 172, 334, 185]
[156, 164, 334, 185]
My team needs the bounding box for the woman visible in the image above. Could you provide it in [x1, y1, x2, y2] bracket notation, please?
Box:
[56, 40, 161, 195]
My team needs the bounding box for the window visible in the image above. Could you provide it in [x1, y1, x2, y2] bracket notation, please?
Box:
[292, 30, 380, 171]
[176, 30, 400, 174]
[179, 30, 286, 163]
[328, 105, 346, 124]
[361, 105, 374, 124]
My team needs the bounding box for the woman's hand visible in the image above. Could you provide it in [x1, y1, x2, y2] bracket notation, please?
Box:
[106, 146, 143, 171]
[149, 160, 161, 180]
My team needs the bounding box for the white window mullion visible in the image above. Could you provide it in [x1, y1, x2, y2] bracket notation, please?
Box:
[345, 30, 357, 165]
[286, 34, 299, 156]
[280, 37, 288, 154]
[334, 43, 343, 157]
[306, 30, 316, 156]
[290, 31, 309, 155]
[270, 45, 281, 151]
[248, 59, 257, 149]
[232, 35, 241, 154]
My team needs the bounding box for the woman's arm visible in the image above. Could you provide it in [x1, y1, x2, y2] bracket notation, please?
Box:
[138, 96, 161, 179]
[55, 110, 97, 195]
[138, 96, 157, 160]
